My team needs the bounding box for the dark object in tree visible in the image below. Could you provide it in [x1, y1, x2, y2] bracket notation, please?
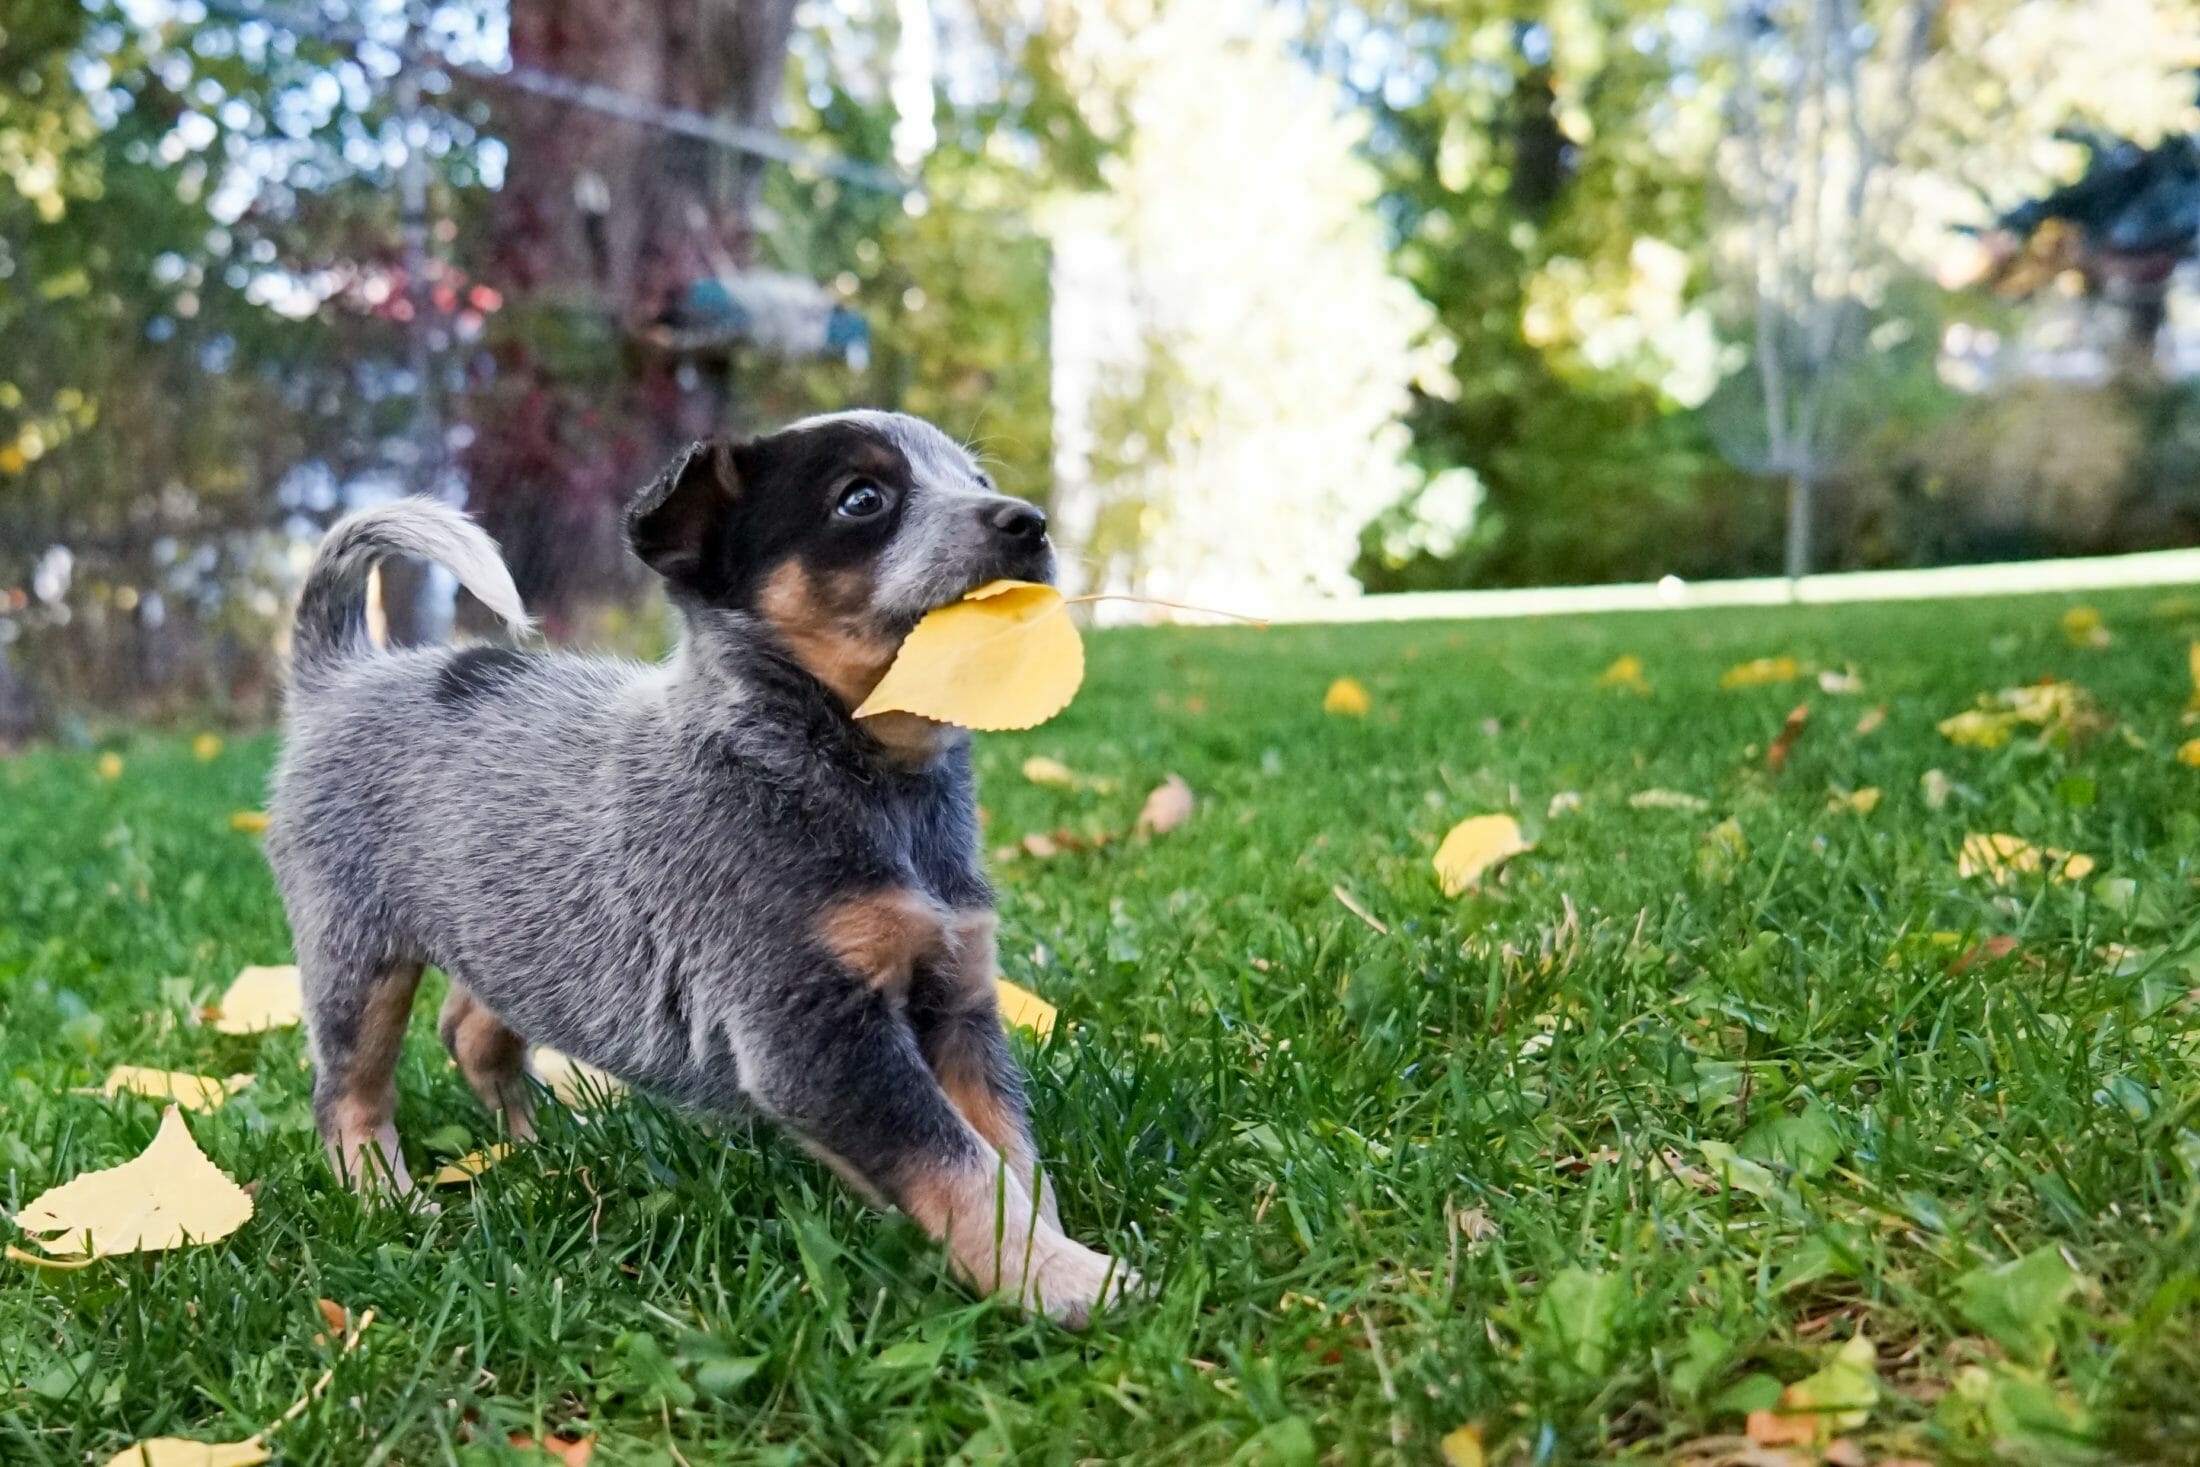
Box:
[1986, 123, 2200, 377]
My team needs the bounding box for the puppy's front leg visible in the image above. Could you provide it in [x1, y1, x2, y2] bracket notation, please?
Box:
[913, 911, 1059, 1228]
[742, 977, 1131, 1326]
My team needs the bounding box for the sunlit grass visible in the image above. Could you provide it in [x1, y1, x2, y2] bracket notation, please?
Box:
[6, 589, 2200, 1461]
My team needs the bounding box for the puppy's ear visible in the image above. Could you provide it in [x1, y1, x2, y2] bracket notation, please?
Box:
[627, 439, 740, 584]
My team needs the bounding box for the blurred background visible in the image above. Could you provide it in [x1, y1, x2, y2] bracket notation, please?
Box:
[3, 0, 2199, 740]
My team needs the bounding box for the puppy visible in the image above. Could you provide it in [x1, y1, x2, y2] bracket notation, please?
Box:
[264, 410, 1134, 1325]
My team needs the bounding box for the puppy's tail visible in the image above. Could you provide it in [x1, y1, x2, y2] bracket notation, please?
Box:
[290, 498, 530, 688]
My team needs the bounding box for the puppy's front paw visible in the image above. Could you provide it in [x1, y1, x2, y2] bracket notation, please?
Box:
[1021, 1233, 1141, 1329]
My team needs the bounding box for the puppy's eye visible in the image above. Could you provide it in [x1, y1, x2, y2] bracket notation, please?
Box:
[835, 481, 889, 520]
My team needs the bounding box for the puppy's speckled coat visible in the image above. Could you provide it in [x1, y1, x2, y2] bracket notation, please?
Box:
[265, 411, 1132, 1324]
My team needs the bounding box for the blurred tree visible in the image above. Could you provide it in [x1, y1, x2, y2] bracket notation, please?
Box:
[458, 0, 801, 637]
[1309, 0, 1768, 590]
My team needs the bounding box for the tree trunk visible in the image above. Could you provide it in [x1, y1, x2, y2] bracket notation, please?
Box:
[461, 0, 800, 635]
[1784, 466, 1815, 584]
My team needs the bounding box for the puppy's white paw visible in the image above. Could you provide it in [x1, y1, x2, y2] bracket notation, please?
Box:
[1021, 1233, 1141, 1329]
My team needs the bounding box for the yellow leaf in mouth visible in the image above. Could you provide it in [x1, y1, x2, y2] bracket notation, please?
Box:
[854, 581, 1084, 731]
[1322, 677, 1371, 716]
[1433, 814, 1532, 897]
[995, 978, 1057, 1037]
[431, 1144, 512, 1186]
[95, 1066, 254, 1111]
[212, 965, 303, 1034]
[100, 1439, 269, 1467]
[14, 1106, 253, 1261]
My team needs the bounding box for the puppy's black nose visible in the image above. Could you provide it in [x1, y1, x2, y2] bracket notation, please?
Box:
[985, 500, 1048, 542]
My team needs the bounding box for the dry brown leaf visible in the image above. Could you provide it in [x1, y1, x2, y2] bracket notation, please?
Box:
[1853, 705, 1886, 736]
[1765, 703, 1810, 774]
[508, 1433, 596, 1466]
[315, 1298, 347, 1339]
[1135, 775, 1194, 836]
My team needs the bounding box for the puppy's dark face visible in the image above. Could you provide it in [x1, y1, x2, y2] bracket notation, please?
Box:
[627, 411, 1053, 709]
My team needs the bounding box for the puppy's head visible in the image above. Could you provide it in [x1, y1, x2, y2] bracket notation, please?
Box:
[627, 411, 1052, 709]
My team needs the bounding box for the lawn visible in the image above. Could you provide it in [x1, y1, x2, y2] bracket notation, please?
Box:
[7, 589, 2200, 1465]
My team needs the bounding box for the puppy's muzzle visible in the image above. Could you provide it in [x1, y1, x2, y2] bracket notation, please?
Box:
[975, 495, 1054, 585]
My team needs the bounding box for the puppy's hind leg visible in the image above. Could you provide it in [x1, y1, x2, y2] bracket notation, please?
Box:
[303, 951, 425, 1197]
[438, 983, 538, 1142]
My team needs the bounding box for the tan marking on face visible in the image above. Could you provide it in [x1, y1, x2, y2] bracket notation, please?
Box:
[816, 888, 952, 993]
[757, 560, 897, 709]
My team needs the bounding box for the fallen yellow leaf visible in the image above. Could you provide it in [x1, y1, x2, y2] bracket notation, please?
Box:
[1938, 709, 2015, 748]
[229, 810, 270, 834]
[1854, 704, 1887, 736]
[1322, 677, 1371, 716]
[1433, 814, 1532, 897]
[1630, 788, 1709, 812]
[1595, 656, 1649, 694]
[192, 733, 225, 762]
[2178, 738, 2200, 769]
[212, 965, 303, 1035]
[531, 1047, 627, 1108]
[1959, 833, 2096, 884]
[430, 1144, 512, 1186]
[995, 977, 1057, 1037]
[93, 1066, 254, 1112]
[2062, 605, 2110, 648]
[1721, 655, 1800, 689]
[1439, 1423, 1485, 1467]
[1135, 774, 1194, 835]
[14, 1106, 253, 1261]
[854, 581, 1083, 731]
[1828, 787, 1882, 815]
[2189, 642, 2200, 711]
[101, 1439, 269, 1467]
[97, 752, 125, 780]
[1020, 755, 1079, 789]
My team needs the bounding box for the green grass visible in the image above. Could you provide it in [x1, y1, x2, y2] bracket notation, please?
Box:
[9, 590, 2200, 1464]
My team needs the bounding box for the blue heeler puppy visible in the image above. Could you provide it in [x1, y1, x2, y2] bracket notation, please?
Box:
[264, 410, 1135, 1325]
